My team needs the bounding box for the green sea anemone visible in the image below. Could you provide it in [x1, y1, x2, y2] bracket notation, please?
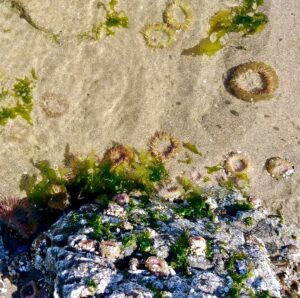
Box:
[226, 62, 279, 102]
[265, 157, 294, 179]
[223, 152, 251, 176]
[142, 24, 176, 48]
[163, 0, 193, 31]
[40, 92, 69, 118]
[148, 131, 181, 161]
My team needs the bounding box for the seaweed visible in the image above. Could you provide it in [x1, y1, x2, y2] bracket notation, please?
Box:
[80, 0, 128, 41]
[22, 145, 168, 209]
[175, 176, 214, 220]
[169, 231, 190, 271]
[244, 216, 254, 226]
[183, 142, 203, 156]
[182, 0, 268, 56]
[0, 69, 37, 126]
[226, 252, 254, 297]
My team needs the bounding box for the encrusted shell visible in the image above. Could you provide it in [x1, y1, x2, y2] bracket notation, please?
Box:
[189, 236, 207, 256]
[145, 256, 170, 277]
[100, 240, 121, 260]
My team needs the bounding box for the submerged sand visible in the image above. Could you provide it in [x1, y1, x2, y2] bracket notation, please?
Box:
[0, 0, 299, 225]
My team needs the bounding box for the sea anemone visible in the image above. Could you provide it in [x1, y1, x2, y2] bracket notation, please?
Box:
[20, 280, 38, 298]
[163, 0, 193, 30]
[145, 256, 170, 276]
[0, 196, 36, 238]
[113, 193, 130, 206]
[156, 179, 183, 201]
[265, 157, 294, 179]
[223, 152, 251, 176]
[142, 24, 176, 48]
[148, 131, 181, 161]
[103, 144, 134, 168]
[226, 62, 279, 102]
[40, 91, 69, 118]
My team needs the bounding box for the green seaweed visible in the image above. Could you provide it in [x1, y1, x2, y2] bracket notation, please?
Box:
[122, 229, 156, 254]
[80, 0, 128, 41]
[244, 216, 254, 226]
[206, 164, 223, 174]
[205, 239, 213, 259]
[170, 231, 190, 271]
[182, 0, 268, 56]
[23, 147, 168, 208]
[0, 70, 37, 125]
[226, 252, 254, 297]
[175, 176, 214, 220]
[183, 142, 203, 156]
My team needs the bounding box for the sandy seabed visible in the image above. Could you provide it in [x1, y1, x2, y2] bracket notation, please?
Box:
[0, 0, 300, 225]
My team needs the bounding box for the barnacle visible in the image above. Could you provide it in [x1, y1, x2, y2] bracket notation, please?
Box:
[142, 24, 176, 48]
[227, 62, 279, 102]
[163, 0, 193, 30]
[224, 152, 251, 175]
[0, 196, 36, 237]
[265, 157, 294, 179]
[103, 144, 134, 168]
[100, 240, 121, 260]
[189, 236, 206, 256]
[148, 131, 181, 161]
[145, 256, 170, 276]
[40, 92, 69, 118]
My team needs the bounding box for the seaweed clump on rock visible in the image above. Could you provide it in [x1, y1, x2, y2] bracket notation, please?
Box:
[0, 132, 299, 297]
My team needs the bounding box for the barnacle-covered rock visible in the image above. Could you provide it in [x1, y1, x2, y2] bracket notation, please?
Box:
[3, 186, 297, 297]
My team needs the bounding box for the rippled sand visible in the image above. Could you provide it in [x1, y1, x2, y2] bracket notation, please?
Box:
[0, 0, 300, 224]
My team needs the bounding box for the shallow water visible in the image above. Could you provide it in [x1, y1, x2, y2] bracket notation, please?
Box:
[0, 0, 300, 224]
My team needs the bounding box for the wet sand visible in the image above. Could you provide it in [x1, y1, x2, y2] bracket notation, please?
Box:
[0, 0, 300, 225]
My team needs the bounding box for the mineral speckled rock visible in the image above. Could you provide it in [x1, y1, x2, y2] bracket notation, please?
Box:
[16, 186, 297, 297]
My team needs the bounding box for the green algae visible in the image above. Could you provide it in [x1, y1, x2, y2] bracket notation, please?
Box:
[170, 231, 190, 271]
[0, 69, 37, 126]
[244, 216, 254, 226]
[183, 142, 203, 156]
[80, 0, 128, 41]
[182, 0, 268, 56]
[226, 252, 254, 297]
[122, 229, 156, 254]
[206, 164, 223, 174]
[21, 146, 168, 209]
[175, 176, 214, 220]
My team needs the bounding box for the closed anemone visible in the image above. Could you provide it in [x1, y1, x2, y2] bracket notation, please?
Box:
[265, 157, 294, 179]
[148, 131, 181, 161]
[224, 152, 251, 175]
[163, 0, 193, 30]
[104, 145, 134, 168]
[0, 196, 36, 237]
[226, 62, 279, 102]
[142, 23, 176, 48]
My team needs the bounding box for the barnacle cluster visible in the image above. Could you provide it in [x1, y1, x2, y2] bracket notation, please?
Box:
[182, 0, 269, 56]
[142, 0, 192, 49]
[40, 92, 69, 118]
[226, 62, 279, 102]
[0, 69, 37, 126]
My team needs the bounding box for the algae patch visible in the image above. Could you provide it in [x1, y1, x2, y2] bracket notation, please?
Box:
[0, 69, 37, 126]
[80, 0, 128, 41]
[182, 0, 268, 56]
